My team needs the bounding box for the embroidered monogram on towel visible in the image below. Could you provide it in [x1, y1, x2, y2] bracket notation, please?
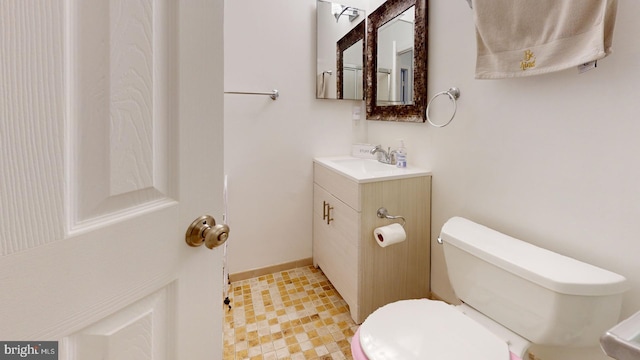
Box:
[520, 50, 536, 71]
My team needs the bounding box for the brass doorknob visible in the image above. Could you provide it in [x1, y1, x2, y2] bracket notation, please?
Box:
[185, 215, 230, 249]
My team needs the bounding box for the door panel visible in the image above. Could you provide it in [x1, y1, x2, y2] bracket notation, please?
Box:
[0, 1, 224, 359]
[70, 0, 179, 231]
[67, 284, 176, 360]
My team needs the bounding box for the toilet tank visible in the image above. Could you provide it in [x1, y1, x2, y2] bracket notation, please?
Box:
[440, 217, 628, 347]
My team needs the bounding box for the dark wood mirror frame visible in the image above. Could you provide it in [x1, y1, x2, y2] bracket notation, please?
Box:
[337, 20, 366, 100]
[365, 0, 427, 122]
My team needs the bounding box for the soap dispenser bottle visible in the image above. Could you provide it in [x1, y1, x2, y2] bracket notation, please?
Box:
[396, 139, 407, 168]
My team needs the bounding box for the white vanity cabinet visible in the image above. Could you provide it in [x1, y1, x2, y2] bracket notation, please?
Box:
[313, 158, 431, 324]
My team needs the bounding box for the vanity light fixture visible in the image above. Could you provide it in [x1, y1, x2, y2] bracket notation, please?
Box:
[332, 5, 360, 22]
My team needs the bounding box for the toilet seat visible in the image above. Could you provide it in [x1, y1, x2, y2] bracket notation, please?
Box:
[358, 299, 510, 360]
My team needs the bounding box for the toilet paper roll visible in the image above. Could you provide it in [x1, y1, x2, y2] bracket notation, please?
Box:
[373, 223, 406, 247]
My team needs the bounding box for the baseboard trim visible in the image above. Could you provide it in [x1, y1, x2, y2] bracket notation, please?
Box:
[229, 258, 314, 283]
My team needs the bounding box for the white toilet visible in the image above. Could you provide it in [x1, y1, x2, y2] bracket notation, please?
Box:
[351, 217, 629, 360]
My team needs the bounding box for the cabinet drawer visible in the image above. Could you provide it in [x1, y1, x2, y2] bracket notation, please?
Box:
[313, 163, 360, 211]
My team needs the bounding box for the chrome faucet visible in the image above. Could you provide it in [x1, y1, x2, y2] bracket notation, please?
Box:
[370, 145, 397, 165]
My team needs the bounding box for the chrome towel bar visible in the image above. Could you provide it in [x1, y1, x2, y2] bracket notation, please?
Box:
[224, 89, 279, 100]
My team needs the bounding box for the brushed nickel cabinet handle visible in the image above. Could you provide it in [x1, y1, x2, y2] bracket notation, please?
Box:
[322, 201, 334, 225]
[323, 201, 328, 221]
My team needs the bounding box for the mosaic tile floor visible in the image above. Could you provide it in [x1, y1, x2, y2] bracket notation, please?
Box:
[223, 266, 359, 360]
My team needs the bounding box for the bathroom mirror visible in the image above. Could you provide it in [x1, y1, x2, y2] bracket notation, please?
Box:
[365, 0, 427, 122]
[316, 0, 366, 100]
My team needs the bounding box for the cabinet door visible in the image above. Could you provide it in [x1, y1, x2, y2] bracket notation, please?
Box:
[313, 184, 359, 318]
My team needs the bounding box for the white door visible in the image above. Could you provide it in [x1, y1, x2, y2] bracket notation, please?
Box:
[0, 1, 225, 359]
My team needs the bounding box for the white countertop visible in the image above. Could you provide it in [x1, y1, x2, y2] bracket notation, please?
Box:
[314, 156, 431, 183]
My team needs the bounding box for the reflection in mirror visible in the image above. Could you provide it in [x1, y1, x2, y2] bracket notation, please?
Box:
[341, 39, 364, 99]
[337, 21, 365, 99]
[366, 0, 427, 122]
[316, 0, 366, 100]
[376, 6, 414, 106]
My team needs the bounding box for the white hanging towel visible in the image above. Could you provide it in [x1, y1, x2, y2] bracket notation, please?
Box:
[472, 0, 618, 79]
[316, 72, 328, 98]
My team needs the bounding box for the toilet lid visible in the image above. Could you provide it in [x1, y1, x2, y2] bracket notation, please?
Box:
[359, 299, 510, 360]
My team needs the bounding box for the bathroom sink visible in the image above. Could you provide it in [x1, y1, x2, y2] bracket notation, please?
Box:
[600, 310, 640, 360]
[314, 156, 430, 183]
[331, 157, 398, 172]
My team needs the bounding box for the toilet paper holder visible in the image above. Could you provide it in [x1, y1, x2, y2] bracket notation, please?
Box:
[376, 207, 406, 227]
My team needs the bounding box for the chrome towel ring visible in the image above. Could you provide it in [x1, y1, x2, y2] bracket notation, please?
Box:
[426, 87, 460, 128]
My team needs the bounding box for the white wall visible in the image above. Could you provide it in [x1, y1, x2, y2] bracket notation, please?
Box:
[368, 0, 640, 348]
[224, 0, 366, 274]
